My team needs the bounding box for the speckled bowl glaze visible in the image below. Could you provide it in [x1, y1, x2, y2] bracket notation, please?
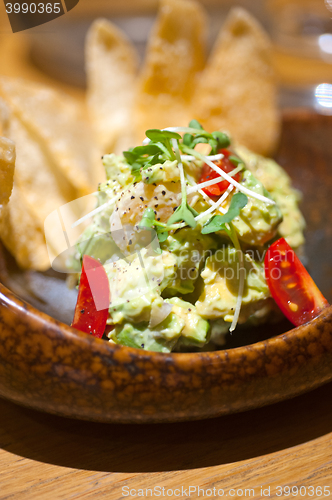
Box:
[0, 110, 332, 423]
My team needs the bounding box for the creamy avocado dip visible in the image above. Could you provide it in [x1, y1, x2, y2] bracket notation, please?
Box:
[72, 122, 305, 353]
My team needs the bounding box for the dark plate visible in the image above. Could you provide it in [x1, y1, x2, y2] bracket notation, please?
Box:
[0, 110, 332, 423]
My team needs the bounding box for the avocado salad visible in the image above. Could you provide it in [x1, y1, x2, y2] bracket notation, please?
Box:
[70, 121, 305, 353]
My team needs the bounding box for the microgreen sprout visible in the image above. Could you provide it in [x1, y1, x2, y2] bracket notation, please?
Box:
[181, 119, 230, 155]
[138, 207, 185, 243]
[167, 138, 198, 228]
[201, 193, 248, 234]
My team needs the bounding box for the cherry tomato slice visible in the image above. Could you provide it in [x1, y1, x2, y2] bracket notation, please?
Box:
[264, 238, 329, 326]
[72, 255, 110, 338]
[199, 149, 241, 197]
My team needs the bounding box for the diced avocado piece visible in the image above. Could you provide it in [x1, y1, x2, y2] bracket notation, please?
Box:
[230, 170, 283, 246]
[77, 231, 122, 265]
[209, 318, 229, 346]
[142, 160, 180, 184]
[196, 246, 271, 324]
[105, 248, 177, 325]
[101, 154, 133, 188]
[110, 312, 185, 353]
[108, 291, 163, 325]
[166, 297, 210, 347]
[112, 324, 173, 352]
[235, 145, 305, 249]
[161, 227, 218, 296]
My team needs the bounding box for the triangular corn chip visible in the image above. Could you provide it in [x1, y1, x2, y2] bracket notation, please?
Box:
[86, 18, 139, 154]
[0, 136, 15, 208]
[1, 106, 82, 228]
[0, 77, 102, 194]
[135, 0, 207, 140]
[0, 183, 50, 271]
[193, 8, 280, 156]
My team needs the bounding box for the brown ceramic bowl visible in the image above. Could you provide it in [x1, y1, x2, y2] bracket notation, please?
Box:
[0, 110, 332, 424]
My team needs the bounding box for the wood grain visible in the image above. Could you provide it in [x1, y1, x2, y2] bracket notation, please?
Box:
[0, 379, 331, 499]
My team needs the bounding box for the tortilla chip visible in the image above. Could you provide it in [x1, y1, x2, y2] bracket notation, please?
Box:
[0, 183, 50, 271]
[135, 0, 207, 140]
[0, 136, 15, 208]
[193, 7, 280, 156]
[1, 105, 82, 229]
[0, 79, 102, 271]
[86, 18, 139, 154]
[0, 76, 102, 194]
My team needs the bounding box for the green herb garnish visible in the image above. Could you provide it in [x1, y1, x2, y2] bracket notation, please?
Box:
[138, 208, 184, 243]
[167, 137, 198, 228]
[145, 129, 181, 161]
[181, 120, 230, 155]
[201, 193, 248, 234]
[138, 207, 156, 229]
[228, 155, 243, 167]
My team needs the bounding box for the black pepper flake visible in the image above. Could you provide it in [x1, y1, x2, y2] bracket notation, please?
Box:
[80, 309, 85, 314]
[154, 196, 158, 200]
[162, 190, 166, 196]
[154, 204, 158, 208]
[129, 239, 132, 245]
[141, 344, 145, 348]
[157, 218, 161, 221]
[127, 300, 130, 303]
[145, 177, 149, 181]
[154, 210, 157, 215]
[188, 308, 192, 312]
[140, 196, 144, 201]
[173, 206, 178, 211]
[131, 196, 135, 200]
[115, 207, 118, 211]
[153, 183, 157, 186]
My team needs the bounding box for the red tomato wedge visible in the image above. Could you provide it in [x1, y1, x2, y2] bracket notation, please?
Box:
[72, 255, 110, 338]
[199, 149, 241, 197]
[264, 238, 329, 326]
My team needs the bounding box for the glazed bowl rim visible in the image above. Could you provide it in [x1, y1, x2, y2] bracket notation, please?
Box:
[2, 278, 332, 364]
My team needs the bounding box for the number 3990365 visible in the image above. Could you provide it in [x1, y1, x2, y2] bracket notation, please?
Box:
[5, 3, 61, 14]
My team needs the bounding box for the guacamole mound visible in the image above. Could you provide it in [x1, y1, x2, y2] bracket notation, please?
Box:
[72, 127, 305, 353]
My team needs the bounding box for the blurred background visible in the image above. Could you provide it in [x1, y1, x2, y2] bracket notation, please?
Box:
[1, 0, 332, 111]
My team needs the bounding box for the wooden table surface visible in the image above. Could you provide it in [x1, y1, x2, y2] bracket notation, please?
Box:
[0, 380, 332, 500]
